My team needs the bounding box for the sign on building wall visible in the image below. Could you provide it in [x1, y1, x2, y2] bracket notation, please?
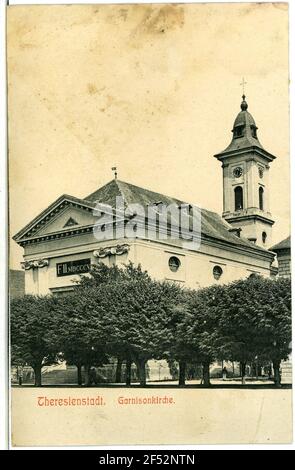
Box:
[56, 258, 91, 277]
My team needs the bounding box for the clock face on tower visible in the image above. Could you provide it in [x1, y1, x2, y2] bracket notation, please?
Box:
[233, 166, 243, 178]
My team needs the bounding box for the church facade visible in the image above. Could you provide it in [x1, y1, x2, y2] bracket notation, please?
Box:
[13, 96, 277, 295]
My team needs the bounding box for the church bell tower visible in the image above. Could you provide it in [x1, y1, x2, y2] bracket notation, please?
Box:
[214, 95, 276, 248]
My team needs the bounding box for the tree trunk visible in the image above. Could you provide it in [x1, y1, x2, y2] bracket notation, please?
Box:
[241, 361, 246, 385]
[273, 359, 281, 387]
[136, 359, 147, 387]
[84, 364, 90, 386]
[178, 360, 186, 386]
[77, 364, 82, 386]
[126, 359, 132, 386]
[115, 357, 123, 383]
[202, 362, 211, 387]
[33, 363, 42, 387]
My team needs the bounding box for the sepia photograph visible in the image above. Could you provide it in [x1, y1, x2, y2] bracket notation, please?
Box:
[6, 1, 292, 446]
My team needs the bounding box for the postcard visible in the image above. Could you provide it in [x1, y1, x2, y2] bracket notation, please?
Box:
[7, 2, 292, 446]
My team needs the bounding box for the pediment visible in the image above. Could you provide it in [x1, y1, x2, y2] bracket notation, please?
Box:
[13, 195, 97, 242]
[33, 206, 96, 236]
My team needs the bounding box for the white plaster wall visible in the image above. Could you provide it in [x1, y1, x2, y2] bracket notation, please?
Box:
[133, 239, 272, 289]
[24, 239, 134, 295]
[23, 235, 273, 295]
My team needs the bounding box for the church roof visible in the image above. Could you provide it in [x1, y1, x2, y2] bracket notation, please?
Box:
[214, 96, 276, 160]
[86, 179, 183, 207]
[13, 177, 274, 258]
[270, 235, 291, 252]
[84, 179, 271, 255]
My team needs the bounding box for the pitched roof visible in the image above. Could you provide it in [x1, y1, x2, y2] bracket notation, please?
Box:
[85, 179, 271, 255]
[13, 178, 274, 257]
[270, 236, 291, 252]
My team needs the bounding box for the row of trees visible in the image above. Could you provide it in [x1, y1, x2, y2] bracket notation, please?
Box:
[11, 263, 291, 387]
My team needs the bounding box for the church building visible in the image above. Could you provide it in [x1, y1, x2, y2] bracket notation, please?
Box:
[13, 96, 278, 295]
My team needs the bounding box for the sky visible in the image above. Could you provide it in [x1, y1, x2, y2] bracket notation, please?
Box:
[7, 3, 289, 269]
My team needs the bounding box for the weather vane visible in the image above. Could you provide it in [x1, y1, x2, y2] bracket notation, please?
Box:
[111, 166, 118, 180]
[240, 77, 247, 97]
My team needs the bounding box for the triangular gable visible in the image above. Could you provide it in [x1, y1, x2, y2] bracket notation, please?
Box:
[33, 206, 96, 236]
[13, 194, 96, 242]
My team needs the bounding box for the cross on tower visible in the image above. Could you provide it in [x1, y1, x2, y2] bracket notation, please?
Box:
[111, 166, 118, 180]
[240, 77, 247, 97]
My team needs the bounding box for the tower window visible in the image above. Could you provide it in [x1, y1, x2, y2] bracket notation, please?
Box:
[259, 187, 264, 210]
[262, 232, 267, 244]
[251, 125, 257, 139]
[234, 125, 244, 139]
[234, 186, 243, 211]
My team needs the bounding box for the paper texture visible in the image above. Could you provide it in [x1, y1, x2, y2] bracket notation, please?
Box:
[11, 388, 292, 446]
[8, 3, 291, 447]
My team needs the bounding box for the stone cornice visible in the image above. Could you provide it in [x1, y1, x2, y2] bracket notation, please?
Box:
[224, 213, 275, 226]
[18, 219, 274, 261]
[17, 225, 95, 247]
[214, 146, 276, 163]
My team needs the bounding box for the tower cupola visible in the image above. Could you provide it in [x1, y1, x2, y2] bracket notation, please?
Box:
[223, 95, 265, 154]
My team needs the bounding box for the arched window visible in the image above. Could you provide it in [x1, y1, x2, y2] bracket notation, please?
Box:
[262, 232, 267, 244]
[259, 187, 264, 210]
[234, 186, 243, 211]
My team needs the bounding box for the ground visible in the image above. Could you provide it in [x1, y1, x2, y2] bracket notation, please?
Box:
[12, 377, 292, 387]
